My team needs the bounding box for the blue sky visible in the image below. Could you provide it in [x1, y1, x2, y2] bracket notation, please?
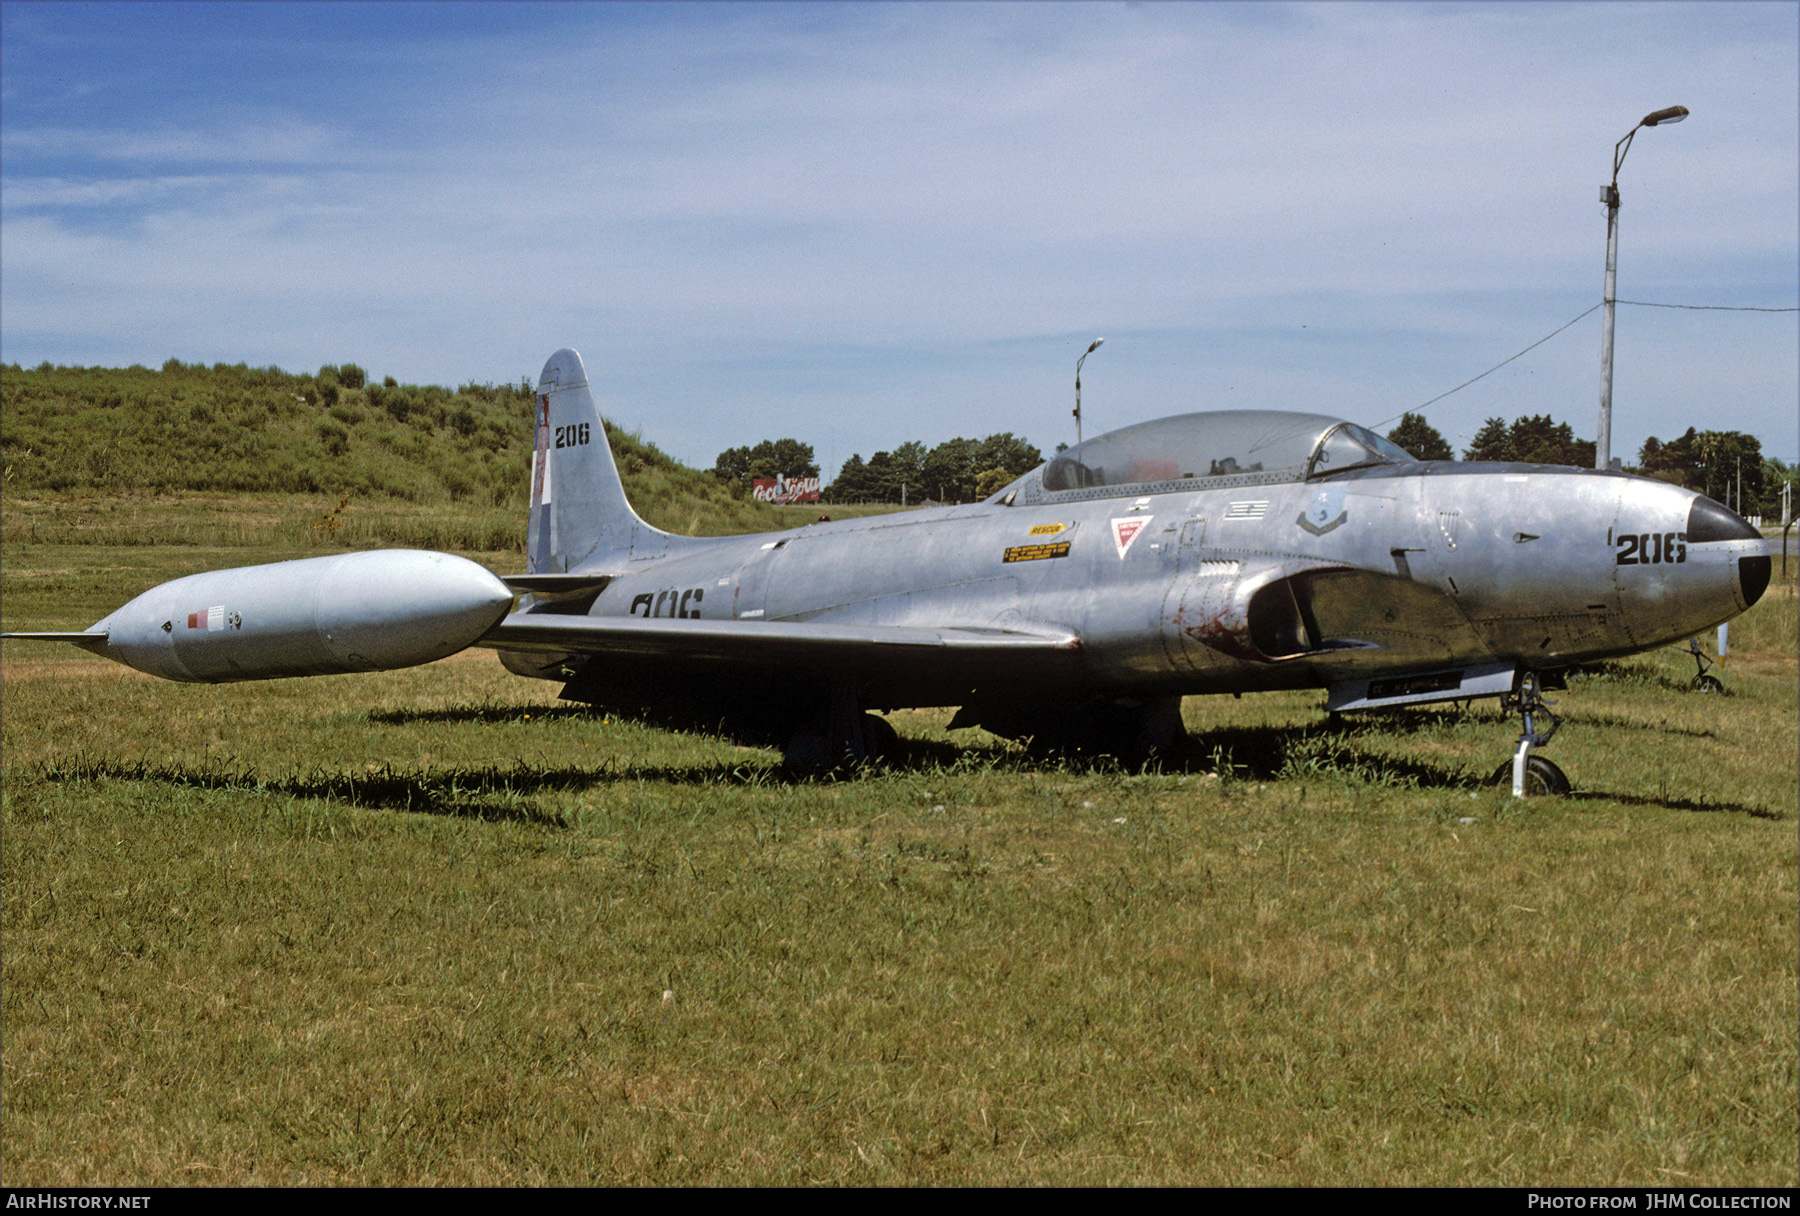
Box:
[3, 1, 1795, 475]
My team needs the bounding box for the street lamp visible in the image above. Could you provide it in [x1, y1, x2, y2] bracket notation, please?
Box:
[1074, 337, 1104, 446]
[1596, 104, 1689, 471]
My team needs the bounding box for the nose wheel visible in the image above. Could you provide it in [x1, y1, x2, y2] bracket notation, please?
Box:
[1497, 753, 1571, 797]
[1682, 637, 1726, 693]
[1490, 670, 1568, 797]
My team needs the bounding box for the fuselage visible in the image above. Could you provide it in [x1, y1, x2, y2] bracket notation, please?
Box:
[509, 411, 1769, 718]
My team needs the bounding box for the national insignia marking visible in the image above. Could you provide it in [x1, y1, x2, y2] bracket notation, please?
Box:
[1297, 486, 1349, 536]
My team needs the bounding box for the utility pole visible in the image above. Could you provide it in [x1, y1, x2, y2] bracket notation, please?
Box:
[1596, 105, 1689, 471]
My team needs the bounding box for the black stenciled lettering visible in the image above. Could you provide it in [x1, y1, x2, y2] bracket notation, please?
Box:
[553, 422, 591, 449]
[1616, 531, 1690, 565]
[635, 586, 708, 618]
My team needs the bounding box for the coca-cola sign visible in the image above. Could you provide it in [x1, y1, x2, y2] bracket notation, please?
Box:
[753, 476, 821, 504]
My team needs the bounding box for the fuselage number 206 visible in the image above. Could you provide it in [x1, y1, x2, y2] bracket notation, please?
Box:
[1616, 531, 1686, 566]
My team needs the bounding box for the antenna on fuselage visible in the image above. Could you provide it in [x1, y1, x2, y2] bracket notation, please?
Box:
[1074, 337, 1104, 447]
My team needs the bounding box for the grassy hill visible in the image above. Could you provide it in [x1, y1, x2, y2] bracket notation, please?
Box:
[0, 360, 883, 553]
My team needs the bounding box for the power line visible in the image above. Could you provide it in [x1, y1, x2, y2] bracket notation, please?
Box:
[1377, 304, 1601, 427]
[1618, 299, 1798, 312]
[1382, 296, 1800, 429]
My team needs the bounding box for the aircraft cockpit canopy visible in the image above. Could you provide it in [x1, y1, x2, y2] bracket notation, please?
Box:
[1037, 411, 1414, 497]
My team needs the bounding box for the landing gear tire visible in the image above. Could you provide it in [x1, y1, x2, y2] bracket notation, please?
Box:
[1013, 696, 1185, 771]
[1691, 674, 1724, 694]
[1490, 755, 1571, 797]
[782, 682, 878, 773]
[860, 713, 898, 763]
[1498, 670, 1566, 797]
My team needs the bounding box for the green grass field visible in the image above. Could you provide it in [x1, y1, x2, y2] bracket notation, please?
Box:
[2, 524, 1794, 1185]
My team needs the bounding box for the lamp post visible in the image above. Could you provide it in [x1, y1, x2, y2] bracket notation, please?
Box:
[1074, 337, 1104, 447]
[1597, 104, 1689, 471]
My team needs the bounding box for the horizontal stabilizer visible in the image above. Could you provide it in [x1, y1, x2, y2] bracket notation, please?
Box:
[0, 630, 110, 654]
[479, 613, 1080, 677]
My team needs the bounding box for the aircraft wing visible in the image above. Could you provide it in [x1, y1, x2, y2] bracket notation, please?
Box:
[477, 612, 1081, 677]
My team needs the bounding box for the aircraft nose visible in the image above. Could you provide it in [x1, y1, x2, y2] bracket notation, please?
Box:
[1686, 495, 1770, 608]
[1686, 494, 1760, 544]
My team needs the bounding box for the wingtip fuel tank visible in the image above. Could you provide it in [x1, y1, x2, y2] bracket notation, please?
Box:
[84, 550, 513, 683]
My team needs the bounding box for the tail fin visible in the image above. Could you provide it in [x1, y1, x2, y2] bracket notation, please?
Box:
[527, 348, 682, 573]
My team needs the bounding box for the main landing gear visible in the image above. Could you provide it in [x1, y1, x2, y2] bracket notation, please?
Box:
[781, 680, 897, 771]
[1491, 670, 1569, 797]
[947, 694, 1187, 771]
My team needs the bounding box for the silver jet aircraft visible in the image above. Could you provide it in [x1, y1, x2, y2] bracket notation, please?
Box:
[4, 347, 1771, 794]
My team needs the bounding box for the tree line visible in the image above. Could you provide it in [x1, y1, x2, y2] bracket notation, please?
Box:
[709, 439, 821, 492]
[1636, 427, 1778, 518]
[717, 411, 1788, 517]
[1385, 411, 1786, 517]
[713, 433, 1044, 505]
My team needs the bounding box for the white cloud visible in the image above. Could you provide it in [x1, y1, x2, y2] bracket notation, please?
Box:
[1, 2, 1793, 465]
[2, 119, 345, 165]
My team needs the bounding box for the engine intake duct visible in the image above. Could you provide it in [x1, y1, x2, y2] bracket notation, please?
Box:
[1248, 568, 1481, 667]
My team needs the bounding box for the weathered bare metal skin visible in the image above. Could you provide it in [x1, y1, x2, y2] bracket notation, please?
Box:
[89, 551, 513, 683]
[480, 349, 1767, 751]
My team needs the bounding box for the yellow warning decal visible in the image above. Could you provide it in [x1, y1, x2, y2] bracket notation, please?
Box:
[1003, 540, 1072, 563]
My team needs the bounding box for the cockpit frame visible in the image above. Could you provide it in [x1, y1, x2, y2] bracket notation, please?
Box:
[999, 411, 1417, 507]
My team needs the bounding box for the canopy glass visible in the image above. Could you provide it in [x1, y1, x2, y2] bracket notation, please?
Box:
[1041, 411, 1415, 493]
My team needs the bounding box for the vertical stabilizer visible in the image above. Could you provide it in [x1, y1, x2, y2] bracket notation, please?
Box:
[527, 348, 678, 573]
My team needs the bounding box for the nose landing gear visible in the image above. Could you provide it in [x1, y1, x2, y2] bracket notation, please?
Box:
[1491, 670, 1569, 796]
[1682, 637, 1726, 693]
